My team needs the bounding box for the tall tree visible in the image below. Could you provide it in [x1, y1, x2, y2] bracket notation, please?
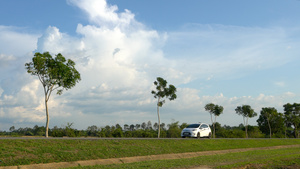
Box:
[235, 105, 257, 138]
[124, 124, 129, 131]
[205, 103, 224, 138]
[135, 124, 141, 130]
[153, 122, 159, 131]
[257, 107, 284, 138]
[9, 126, 15, 132]
[146, 121, 152, 130]
[151, 77, 177, 138]
[141, 122, 146, 130]
[25, 52, 81, 137]
[129, 124, 135, 131]
[283, 103, 300, 138]
[87, 125, 98, 136]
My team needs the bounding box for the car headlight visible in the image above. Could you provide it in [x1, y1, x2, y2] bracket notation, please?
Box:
[192, 129, 197, 131]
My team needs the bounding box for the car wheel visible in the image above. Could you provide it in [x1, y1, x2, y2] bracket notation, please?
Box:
[197, 132, 200, 138]
[208, 132, 212, 138]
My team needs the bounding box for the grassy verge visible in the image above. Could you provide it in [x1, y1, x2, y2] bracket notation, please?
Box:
[0, 138, 299, 166]
[68, 147, 300, 169]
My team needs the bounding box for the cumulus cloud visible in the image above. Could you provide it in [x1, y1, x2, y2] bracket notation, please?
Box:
[1, 0, 300, 131]
[0, 26, 39, 56]
[0, 0, 172, 130]
[67, 0, 136, 28]
[37, 26, 85, 55]
[0, 54, 15, 67]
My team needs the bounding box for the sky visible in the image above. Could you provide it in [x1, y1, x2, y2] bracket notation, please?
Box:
[0, 0, 300, 131]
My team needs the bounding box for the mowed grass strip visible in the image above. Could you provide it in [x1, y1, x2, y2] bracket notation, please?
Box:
[0, 138, 299, 166]
[68, 146, 300, 169]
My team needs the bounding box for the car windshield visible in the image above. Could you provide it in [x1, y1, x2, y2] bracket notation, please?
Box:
[186, 124, 200, 128]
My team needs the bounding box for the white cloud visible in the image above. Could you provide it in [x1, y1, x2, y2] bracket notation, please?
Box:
[0, 54, 15, 67]
[0, 26, 39, 56]
[67, 0, 136, 28]
[37, 26, 84, 55]
[1, 0, 300, 131]
[164, 24, 300, 80]
[274, 81, 285, 87]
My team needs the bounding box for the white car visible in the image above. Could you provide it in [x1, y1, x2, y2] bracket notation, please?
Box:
[181, 123, 212, 138]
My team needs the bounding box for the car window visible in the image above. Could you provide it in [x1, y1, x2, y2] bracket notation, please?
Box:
[186, 124, 200, 128]
[201, 124, 208, 128]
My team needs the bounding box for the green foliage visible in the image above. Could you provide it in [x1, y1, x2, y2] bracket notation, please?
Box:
[235, 105, 257, 138]
[65, 123, 77, 137]
[180, 123, 188, 129]
[204, 103, 224, 117]
[25, 52, 81, 95]
[151, 77, 177, 107]
[25, 52, 81, 137]
[51, 126, 65, 137]
[204, 103, 224, 138]
[151, 77, 177, 138]
[212, 123, 244, 138]
[167, 121, 181, 138]
[86, 125, 99, 136]
[112, 128, 123, 137]
[235, 105, 257, 118]
[257, 107, 285, 138]
[1, 118, 299, 139]
[283, 103, 300, 138]
[247, 125, 265, 138]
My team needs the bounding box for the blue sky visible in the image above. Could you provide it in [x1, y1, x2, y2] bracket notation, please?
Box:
[0, 0, 300, 131]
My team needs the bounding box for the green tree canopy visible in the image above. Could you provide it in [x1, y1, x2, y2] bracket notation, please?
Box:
[257, 107, 285, 138]
[283, 103, 300, 138]
[25, 52, 81, 137]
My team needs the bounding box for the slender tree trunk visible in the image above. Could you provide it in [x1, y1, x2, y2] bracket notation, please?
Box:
[244, 117, 248, 138]
[284, 123, 287, 138]
[294, 126, 299, 138]
[157, 106, 160, 138]
[267, 118, 271, 138]
[213, 123, 216, 138]
[214, 116, 217, 138]
[210, 113, 214, 138]
[157, 97, 161, 138]
[285, 129, 286, 138]
[45, 94, 49, 138]
[43, 86, 51, 138]
[295, 125, 299, 138]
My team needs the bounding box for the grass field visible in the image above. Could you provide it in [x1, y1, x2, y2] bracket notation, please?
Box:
[68, 147, 300, 169]
[0, 138, 299, 168]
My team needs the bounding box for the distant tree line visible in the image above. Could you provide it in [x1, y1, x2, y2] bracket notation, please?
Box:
[1, 99, 299, 138]
[203, 102, 299, 138]
[0, 114, 298, 138]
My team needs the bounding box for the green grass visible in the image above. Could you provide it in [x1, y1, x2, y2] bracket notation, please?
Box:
[69, 147, 300, 169]
[0, 138, 299, 167]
